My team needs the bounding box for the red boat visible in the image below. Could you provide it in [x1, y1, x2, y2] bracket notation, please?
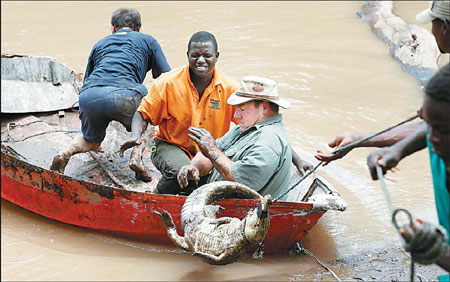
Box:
[1, 54, 346, 254]
[1, 144, 346, 254]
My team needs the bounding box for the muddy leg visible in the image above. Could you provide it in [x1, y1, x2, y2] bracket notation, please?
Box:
[50, 135, 101, 173]
[129, 128, 153, 182]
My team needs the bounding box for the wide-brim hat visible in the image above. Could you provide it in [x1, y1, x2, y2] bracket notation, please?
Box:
[227, 76, 290, 109]
[416, 0, 450, 24]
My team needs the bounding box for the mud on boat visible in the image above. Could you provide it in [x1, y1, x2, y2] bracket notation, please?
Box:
[1, 54, 347, 254]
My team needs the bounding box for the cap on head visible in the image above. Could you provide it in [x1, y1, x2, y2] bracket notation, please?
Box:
[416, 0, 450, 24]
[227, 76, 290, 109]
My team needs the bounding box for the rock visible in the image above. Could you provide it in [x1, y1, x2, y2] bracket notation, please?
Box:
[358, 1, 440, 84]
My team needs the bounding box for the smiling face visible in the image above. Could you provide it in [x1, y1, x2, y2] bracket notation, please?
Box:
[187, 41, 219, 81]
[420, 96, 450, 163]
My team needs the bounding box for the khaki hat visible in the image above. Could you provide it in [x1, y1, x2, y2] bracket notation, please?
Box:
[416, 0, 450, 24]
[227, 76, 290, 109]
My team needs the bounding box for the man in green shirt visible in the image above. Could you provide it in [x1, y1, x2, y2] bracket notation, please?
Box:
[177, 76, 293, 199]
[367, 64, 450, 275]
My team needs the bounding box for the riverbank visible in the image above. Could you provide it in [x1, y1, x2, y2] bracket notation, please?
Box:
[289, 246, 445, 281]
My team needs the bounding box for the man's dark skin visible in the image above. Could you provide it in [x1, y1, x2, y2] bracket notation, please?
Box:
[431, 18, 450, 53]
[120, 38, 313, 184]
[315, 17, 450, 165]
[119, 40, 220, 158]
[188, 41, 218, 97]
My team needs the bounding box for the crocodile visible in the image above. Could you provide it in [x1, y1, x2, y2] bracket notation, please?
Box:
[155, 181, 272, 265]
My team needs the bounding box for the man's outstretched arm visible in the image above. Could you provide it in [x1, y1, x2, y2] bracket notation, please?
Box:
[366, 122, 427, 180]
[315, 121, 424, 166]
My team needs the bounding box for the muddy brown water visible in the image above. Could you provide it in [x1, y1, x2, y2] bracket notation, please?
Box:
[1, 1, 447, 281]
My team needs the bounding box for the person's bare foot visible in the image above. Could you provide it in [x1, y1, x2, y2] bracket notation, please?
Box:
[49, 135, 101, 174]
[129, 157, 152, 182]
[50, 155, 69, 173]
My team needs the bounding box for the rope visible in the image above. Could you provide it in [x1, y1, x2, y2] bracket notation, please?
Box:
[283, 113, 419, 281]
[376, 165, 443, 281]
[2, 120, 58, 133]
[2, 129, 80, 142]
[294, 242, 342, 282]
[273, 113, 419, 203]
[2, 121, 78, 142]
[377, 165, 416, 282]
[377, 165, 394, 214]
[377, 165, 449, 279]
[327, 113, 419, 156]
[70, 100, 79, 111]
[274, 161, 322, 203]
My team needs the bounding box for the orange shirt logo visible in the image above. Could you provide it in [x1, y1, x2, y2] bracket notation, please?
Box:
[208, 99, 220, 110]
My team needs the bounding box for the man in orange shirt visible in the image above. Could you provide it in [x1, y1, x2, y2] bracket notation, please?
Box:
[121, 31, 313, 195]
[120, 31, 239, 194]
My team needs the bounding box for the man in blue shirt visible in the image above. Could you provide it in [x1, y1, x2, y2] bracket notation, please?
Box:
[50, 7, 171, 176]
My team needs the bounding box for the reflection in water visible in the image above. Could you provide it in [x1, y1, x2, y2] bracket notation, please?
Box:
[1, 1, 440, 280]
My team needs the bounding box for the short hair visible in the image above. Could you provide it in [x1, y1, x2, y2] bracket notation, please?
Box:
[253, 100, 280, 113]
[187, 31, 218, 54]
[425, 63, 450, 104]
[111, 8, 141, 32]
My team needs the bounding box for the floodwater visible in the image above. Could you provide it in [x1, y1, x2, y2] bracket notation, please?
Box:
[1, 1, 447, 281]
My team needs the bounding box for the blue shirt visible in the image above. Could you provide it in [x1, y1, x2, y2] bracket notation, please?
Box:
[80, 28, 171, 96]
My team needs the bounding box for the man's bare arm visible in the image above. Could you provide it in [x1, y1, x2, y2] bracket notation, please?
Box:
[366, 122, 427, 180]
[191, 151, 214, 176]
[292, 149, 313, 175]
[315, 121, 424, 166]
[188, 127, 235, 181]
[119, 111, 152, 156]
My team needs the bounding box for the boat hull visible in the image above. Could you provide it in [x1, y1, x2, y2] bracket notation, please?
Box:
[1, 151, 325, 254]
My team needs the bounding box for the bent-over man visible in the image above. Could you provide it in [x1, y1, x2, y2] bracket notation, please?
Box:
[50, 7, 171, 174]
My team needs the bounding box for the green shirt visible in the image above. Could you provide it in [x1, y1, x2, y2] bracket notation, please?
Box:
[208, 114, 292, 199]
[427, 137, 449, 242]
[426, 134, 449, 282]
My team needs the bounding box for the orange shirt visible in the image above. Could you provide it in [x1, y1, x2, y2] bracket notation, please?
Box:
[138, 65, 239, 158]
